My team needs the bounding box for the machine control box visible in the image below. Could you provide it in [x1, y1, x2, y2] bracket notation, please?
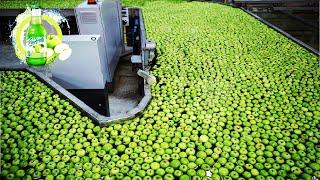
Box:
[51, 35, 108, 89]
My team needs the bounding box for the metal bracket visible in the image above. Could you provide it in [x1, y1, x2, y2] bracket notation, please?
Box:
[137, 69, 156, 85]
[144, 39, 156, 64]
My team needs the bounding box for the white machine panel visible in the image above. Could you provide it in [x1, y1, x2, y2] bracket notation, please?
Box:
[75, 0, 123, 83]
[51, 35, 108, 89]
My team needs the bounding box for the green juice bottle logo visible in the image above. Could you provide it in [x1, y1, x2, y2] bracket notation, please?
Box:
[26, 7, 47, 66]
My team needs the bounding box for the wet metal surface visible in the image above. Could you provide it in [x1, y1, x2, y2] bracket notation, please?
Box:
[108, 57, 143, 116]
[0, 43, 24, 68]
[253, 11, 319, 51]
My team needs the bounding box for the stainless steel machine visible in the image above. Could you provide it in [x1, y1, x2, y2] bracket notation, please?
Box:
[51, 0, 124, 89]
[48, 0, 156, 123]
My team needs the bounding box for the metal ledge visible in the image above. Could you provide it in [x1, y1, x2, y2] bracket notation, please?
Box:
[279, 11, 319, 29]
[240, 8, 319, 56]
[195, 2, 319, 59]
[273, 7, 319, 11]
